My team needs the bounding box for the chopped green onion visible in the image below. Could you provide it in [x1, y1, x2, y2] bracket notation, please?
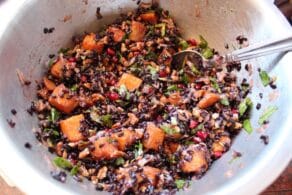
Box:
[134, 141, 143, 158]
[100, 114, 113, 128]
[202, 47, 214, 59]
[115, 157, 125, 166]
[70, 84, 78, 91]
[155, 23, 166, 37]
[70, 166, 79, 176]
[167, 85, 178, 92]
[181, 73, 189, 84]
[179, 40, 189, 50]
[198, 35, 208, 49]
[238, 97, 253, 116]
[147, 66, 158, 76]
[209, 77, 221, 93]
[160, 124, 178, 135]
[220, 97, 230, 106]
[44, 128, 60, 137]
[258, 106, 278, 125]
[243, 119, 253, 134]
[175, 179, 186, 189]
[191, 64, 200, 75]
[53, 157, 72, 169]
[259, 70, 271, 87]
[50, 108, 60, 123]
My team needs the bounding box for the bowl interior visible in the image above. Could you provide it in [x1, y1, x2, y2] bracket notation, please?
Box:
[0, 0, 291, 194]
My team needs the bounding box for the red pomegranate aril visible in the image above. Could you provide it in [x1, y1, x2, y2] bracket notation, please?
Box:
[107, 92, 119, 101]
[189, 120, 198, 129]
[81, 75, 87, 82]
[68, 57, 76, 62]
[159, 70, 167, 77]
[107, 48, 115, 56]
[112, 56, 118, 63]
[213, 151, 222, 158]
[196, 131, 208, 141]
[231, 108, 238, 114]
[187, 39, 197, 46]
[195, 83, 202, 90]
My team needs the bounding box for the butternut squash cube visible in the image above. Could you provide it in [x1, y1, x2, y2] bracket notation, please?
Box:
[117, 73, 142, 91]
[129, 21, 146, 42]
[91, 137, 125, 160]
[60, 114, 84, 142]
[143, 123, 165, 151]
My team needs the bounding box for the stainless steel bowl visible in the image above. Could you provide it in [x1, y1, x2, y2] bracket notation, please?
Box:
[0, 0, 291, 194]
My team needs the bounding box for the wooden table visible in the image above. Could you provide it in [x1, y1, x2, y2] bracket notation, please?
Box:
[1, 162, 291, 195]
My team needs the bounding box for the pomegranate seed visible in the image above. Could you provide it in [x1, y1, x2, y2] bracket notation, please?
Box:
[213, 151, 222, 158]
[80, 75, 87, 82]
[187, 39, 197, 46]
[196, 131, 208, 141]
[112, 56, 118, 63]
[231, 108, 238, 114]
[195, 83, 202, 90]
[159, 70, 167, 77]
[107, 92, 119, 101]
[193, 137, 202, 143]
[107, 48, 115, 56]
[178, 84, 185, 89]
[68, 57, 76, 62]
[189, 120, 198, 129]
[106, 79, 116, 86]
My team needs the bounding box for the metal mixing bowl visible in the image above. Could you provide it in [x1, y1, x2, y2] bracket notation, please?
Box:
[0, 0, 291, 194]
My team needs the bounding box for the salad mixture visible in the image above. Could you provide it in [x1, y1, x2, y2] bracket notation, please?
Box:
[32, 3, 254, 194]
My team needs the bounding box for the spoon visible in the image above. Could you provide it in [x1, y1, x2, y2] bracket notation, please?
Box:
[171, 35, 292, 69]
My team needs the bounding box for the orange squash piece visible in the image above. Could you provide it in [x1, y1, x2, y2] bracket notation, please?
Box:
[197, 92, 220, 109]
[117, 73, 142, 91]
[48, 84, 78, 114]
[140, 12, 158, 24]
[140, 166, 161, 186]
[43, 77, 56, 91]
[129, 21, 146, 42]
[111, 129, 142, 151]
[91, 137, 125, 160]
[108, 27, 125, 42]
[60, 114, 84, 142]
[81, 33, 105, 53]
[180, 144, 209, 173]
[168, 92, 182, 105]
[143, 123, 165, 151]
[50, 59, 65, 79]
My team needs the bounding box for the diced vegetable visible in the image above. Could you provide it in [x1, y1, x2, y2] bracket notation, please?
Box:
[258, 106, 278, 125]
[140, 12, 158, 24]
[108, 27, 126, 43]
[60, 114, 84, 142]
[82, 33, 105, 53]
[243, 119, 253, 134]
[180, 144, 209, 173]
[43, 77, 56, 91]
[143, 122, 165, 151]
[50, 60, 65, 79]
[160, 124, 179, 135]
[209, 77, 221, 93]
[202, 47, 214, 59]
[179, 40, 189, 50]
[197, 93, 220, 109]
[53, 157, 72, 169]
[259, 70, 271, 87]
[91, 137, 125, 160]
[48, 84, 79, 114]
[155, 23, 166, 37]
[115, 157, 125, 166]
[100, 114, 113, 128]
[117, 73, 143, 91]
[49, 108, 60, 123]
[70, 166, 79, 176]
[167, 92, 182, 105]
[211, 136, 231, 154]
[129, 21, 146, 42]
[238, 97, 253, 116]
[134, 141, 143, 158]
[220, 97, 230, 106]
[198, 35, 208, 49]
[141, 166, 161, 186]
[111, 129, 142, 151]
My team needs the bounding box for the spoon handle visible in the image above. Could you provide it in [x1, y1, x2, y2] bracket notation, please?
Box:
[226, 35, 292, 62]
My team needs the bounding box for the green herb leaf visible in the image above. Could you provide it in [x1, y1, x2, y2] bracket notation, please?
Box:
[175, 179, 186, 189]
[115, 157, 125, 166]
[70, 84, 78, 91]
[167, 85, 178, 92]
[50, 108, 60, 123]
[198, 35, 208, 49]
[134, 141, 143, 158]
[209, 77, 221, 93]
[243, 119, 253, 134]
[70, 166, 79, 176]
[258, 106, 278, 125]
[179, 40, 189, 50]
[181, 73, 189, 84]
[160, 124, 178, 135]
[58, 48, 70, 54]
[155, 23, 166, 37]
[147, 66, 158, 76]
[44, 128, 60, 137]
[100, 114, 113, 128]
[220, 97, 230, 106]
[202, 47, 214, 59]
[259, 70, 271, 87]
[238, 97, 253, 116]
[53, 157, 72, 169]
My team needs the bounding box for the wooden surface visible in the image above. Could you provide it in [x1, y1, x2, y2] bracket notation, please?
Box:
[0, 162, 291, 195]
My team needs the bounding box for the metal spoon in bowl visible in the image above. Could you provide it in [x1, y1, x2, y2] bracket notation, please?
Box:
[171, 35, 292, 69]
